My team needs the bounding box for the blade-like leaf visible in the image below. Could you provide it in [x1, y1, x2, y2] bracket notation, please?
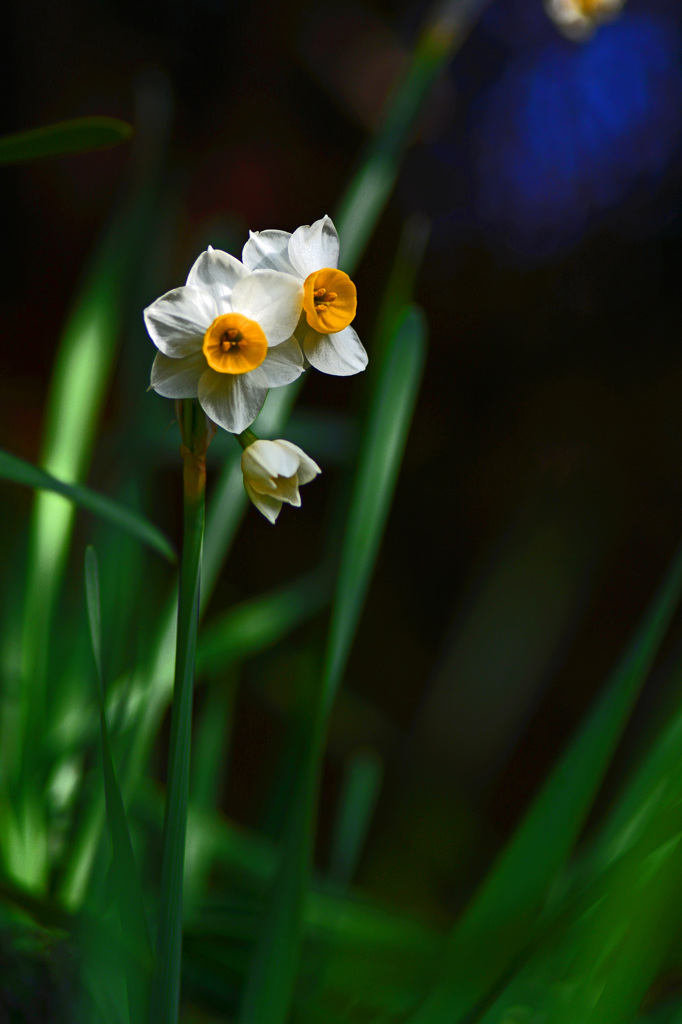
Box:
[58, 564, 329, 909]
[237, 305, 427, 1024]
[335, 0, 490, 270]
[329, 749, 384, 887]
[0, 117, 133, 163]
[85, 547, 153, 1024]
[476, 795, 682, 1024]
[197, 567, 331, 676]
[10, 143, 162, 887]
[0, 449, 175, 562]
[149, 401, 206, 1024]
[407, 541, 682, 1024]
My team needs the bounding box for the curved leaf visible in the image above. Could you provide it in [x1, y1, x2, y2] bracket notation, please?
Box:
[0, 117, 133, 164]
[0, 448, 175, 562]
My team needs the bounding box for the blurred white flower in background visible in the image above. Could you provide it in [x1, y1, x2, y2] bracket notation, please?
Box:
[545, 0, 625, 40]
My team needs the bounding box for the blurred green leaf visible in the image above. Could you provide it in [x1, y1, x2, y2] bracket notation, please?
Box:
[555, 807, 682, 1024]
[10, 154, 161, 888]
[184, 679, 236, 914]
[197, 567, 331, 676]
[329, 749, 384, 888]
[0, 117, 133, 163]
[59, 562, 329, 909]
[0, 448, 175, 562]
[118, 385, 305, 808]
[407, 542, 682, 1024]
[149, 402, 206, 1024]
[323, 305, 426, 715]
[85, 547, 153, 1023]
[583, 685, 682, 879]
[335, 1, 488, 271]
[476, 795, 682, 1024]
[237, 305, 427, 1024]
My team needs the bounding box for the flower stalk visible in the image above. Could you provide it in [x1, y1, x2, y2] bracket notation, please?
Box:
[149, 399, 209, 1024]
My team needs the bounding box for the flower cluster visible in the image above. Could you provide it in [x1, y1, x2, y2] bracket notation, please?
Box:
[144, 215, 364, 521]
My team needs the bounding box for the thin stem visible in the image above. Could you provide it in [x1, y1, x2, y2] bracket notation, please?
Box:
[149, 400, 208, 1024]
[235, 427, 258, 450]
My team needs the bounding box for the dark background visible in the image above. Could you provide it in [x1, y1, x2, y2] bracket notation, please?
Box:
[3, 0, 682, 921]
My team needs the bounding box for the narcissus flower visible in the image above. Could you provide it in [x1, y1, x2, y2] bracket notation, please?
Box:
[145, 248, 304, 434]
[545, 0, 625, 39]
[242, 216, 368, 377]
[241, 439, 321, 523]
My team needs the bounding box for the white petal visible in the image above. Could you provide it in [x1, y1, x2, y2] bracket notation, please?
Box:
[274, 440, 321, 485]
[242, 230, 296, 274]
[273, 475, 301, 506]
[231, 271, 303, 346]
[144, 286, 217, 358]
[244, 440, 301, 484]
[262, 336, 304, 387]
[198, 366, 269, 434]
[186, 248, 247, 304]
[288, 216, 340, 278]
[303, 324, 368, 376]
[244, 480, 282, 523]
[150, 350, 206, 398]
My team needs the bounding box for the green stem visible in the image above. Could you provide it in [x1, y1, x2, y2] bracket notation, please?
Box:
[235, 427, 258, 450]
[149, 400, 207, 1024]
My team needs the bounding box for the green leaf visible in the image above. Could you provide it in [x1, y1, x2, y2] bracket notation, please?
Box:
[85, 547, 153, 1024]
[322, 305, 426, 716]
[476, 795, 682, 1024]
[58, 564, 329, 910]
[0, 117, 133, 163]
[149, 401, 206, 1024]
[237, 305, 427, 1024]
[335, 5, 486, 271]
[407, 541, 682, 1024]
[196, 567, 331, 676]
[10, 161, 160, 888]
[0, 448, 175, 562]
[329, 749, 384, 887]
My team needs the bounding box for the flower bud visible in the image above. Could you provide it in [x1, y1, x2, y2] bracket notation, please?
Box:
[241, 439, 321, 523]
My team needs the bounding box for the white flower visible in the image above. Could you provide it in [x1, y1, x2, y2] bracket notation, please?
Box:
[144, 248, 305, 434]
[545, 0, 624, 39]
[241, 439, 321, 523]
[242, 215, 368, 377]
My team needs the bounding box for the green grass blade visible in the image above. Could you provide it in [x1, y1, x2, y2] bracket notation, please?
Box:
[557, 809, 682, 1024]
[476, 794, 682, 1024]
[58, 564, 329, 910]
[149, 402, 206, 1024]
[0, 449, 175, 562]
[184, 679, 236, 913]
[575, 662, 682, 883]
[85, 547, 153, 1023]
[10, 172, 158, 889]
[407, 542, 682, 1024]
[237, 305, 427, 1024]
[197, 567, 331, 676]
[329, 749, 384, 888]
[335, 0, 490, 271]
[113, 385, 304, 814]
[0, 116, 133, 163]
[322, 305, 427, 719]
[136, 777, 443, 955]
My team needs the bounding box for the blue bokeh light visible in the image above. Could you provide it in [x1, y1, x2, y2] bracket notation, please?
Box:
[471, 9, 682, 254]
